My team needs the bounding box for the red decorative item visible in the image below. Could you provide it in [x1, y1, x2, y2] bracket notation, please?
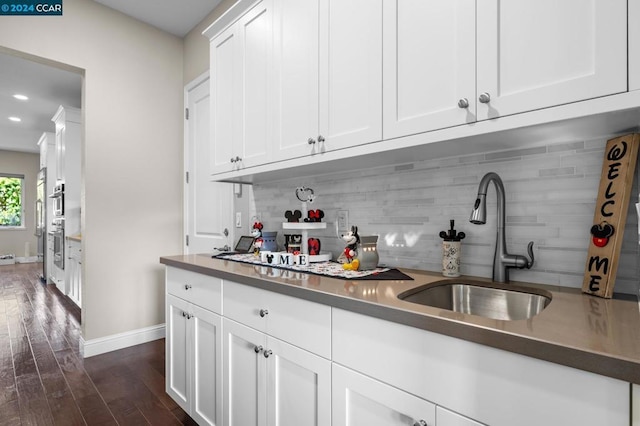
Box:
[590, 222, 614, 248]
[305, 209, 325, 222]
[308, 238, 321, 256]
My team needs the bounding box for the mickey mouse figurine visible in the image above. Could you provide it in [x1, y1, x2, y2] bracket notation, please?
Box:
[341, 226, 360, 270]
[251, 221, 264, 255]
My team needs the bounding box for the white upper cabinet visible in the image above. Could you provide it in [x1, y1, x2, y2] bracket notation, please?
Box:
[210, 24, 239, 175]
[476, 0, 627, 120]
[318, 0, 383, 151]
[206, 0, 631, 178]
[271, 0, 320, 160]
[270, 0, 383, 161]
[210, 0, 272, 175]
[383, 0, 476, 140]
[384, 0, 627, 139]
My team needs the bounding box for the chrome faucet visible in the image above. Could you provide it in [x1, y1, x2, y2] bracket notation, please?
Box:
[470, 172, 534, 283]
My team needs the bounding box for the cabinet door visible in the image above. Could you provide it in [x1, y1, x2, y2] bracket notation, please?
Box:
[476, 0, 627, 120]
[265, 336, 330, 426]
[238, 0, 273, 168]
[272, 0, 320, 161]
[191, 304, 223, 426]
[210, 24, 241, 174]
[166, 294, 190, 413]
[332, 364, 435, 426]
[318, 0, 382, 151]
[223, 319, 266, 426]
[436, 407, 483, 426]
[382, 0, 476, 140]
[55, 125, 65, 181]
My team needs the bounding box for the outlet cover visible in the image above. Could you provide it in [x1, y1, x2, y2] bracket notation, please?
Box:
[337, 210, 348, 231]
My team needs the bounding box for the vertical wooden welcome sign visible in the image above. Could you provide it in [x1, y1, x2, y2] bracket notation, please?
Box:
[583, 134, 640, 298]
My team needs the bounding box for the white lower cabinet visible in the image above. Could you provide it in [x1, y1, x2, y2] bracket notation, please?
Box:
[166, 268, 223, 426]
[65, 239, 81, 307]
[333, 364, 481, 426]
[165, 267, 633, 426]
[436, 407, 482, 426]
[333, 363, 435, 426]
[223, 318, 331, 426]
[633, 384, 639, 426]
[332, 308, 629, 426]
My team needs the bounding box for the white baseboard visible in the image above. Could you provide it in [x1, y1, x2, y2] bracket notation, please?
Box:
[80, 323, 166, 358]
[16, 256, 39, 263]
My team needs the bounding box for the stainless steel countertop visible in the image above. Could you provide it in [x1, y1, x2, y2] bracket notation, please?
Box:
[160, 254, 640, 384]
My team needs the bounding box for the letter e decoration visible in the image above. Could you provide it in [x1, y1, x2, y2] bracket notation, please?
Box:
[582, 134, 639, 298]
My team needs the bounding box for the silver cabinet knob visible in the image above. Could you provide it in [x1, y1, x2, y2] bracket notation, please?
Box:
[479, 92, 491, 103]
[263, 349, 273, 358]
[254, 345, 263, 354]
[317, 135, 325, 143]
[259, 309, 269, 317]
[230, 157, 235, 163]
[413, 421, 427, 426]
[457, 98, 469, 109]
[184, 284, 192, 290]
[308, 138, 316, 145]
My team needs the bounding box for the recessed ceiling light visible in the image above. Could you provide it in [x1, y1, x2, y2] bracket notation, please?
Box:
[8, 117, 22, 122]
[13, 94, 29, 101]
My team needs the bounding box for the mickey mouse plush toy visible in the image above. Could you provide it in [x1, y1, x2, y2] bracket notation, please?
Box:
[341, 226, 360, 270]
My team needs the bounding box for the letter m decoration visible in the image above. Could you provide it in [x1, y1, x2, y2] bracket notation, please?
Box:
[582, 134, 640, 298]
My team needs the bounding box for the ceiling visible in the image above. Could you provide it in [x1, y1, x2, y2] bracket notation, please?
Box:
[0, 0, 224, 155]
[94, 0, 223, 37]
[0, 52, 82, 154]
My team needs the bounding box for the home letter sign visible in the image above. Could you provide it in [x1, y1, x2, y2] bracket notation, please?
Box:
[582, 134, 639, 298]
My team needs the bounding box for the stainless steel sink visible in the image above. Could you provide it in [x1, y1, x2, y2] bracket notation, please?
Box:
[397, 280, 551, 321]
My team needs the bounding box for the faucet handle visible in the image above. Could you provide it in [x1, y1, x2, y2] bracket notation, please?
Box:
[525, 241, 534, 269]
[511, 241, 535, 270]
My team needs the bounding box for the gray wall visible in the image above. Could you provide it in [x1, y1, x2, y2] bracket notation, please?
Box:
[0, 150, 39, 258]
[252, 136, 640, 295]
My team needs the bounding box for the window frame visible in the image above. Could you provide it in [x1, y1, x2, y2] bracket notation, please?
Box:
[0, 173, 26, 230]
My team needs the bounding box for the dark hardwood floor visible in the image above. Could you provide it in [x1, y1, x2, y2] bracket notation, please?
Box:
[0, 262, 196, 425]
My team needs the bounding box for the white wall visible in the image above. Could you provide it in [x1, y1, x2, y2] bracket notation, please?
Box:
[0, 150, 39, 257]
[184, 0, 236, 84]
[0, 0, 183, 341]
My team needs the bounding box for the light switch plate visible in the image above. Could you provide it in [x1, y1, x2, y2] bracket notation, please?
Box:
[235, 212, 242, 228]
[337, 210, 348, 232]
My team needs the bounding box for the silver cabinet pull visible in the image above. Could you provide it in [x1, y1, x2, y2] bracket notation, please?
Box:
[263, 350, 273, 358]
[259, 309, 269, 317]
[254, 345, 263, 354]
[413, 420, 427, 426]
[317, 135, 325, 143]
[457, 98, 470, 109]
[230, 156, 242, 163]
[307, 137, 316, 145]
[184, 284, 192, 290]
[479, 92, 491, 103]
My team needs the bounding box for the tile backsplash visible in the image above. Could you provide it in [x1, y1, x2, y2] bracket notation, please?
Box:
[250, 137, 640, 295]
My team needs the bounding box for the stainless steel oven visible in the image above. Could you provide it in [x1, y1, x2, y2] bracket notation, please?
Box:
[50, 182, 64, 217]
[52, 218, 64, 270]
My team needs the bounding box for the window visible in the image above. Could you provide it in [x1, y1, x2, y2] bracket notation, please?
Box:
[0, 174, 24, 227]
